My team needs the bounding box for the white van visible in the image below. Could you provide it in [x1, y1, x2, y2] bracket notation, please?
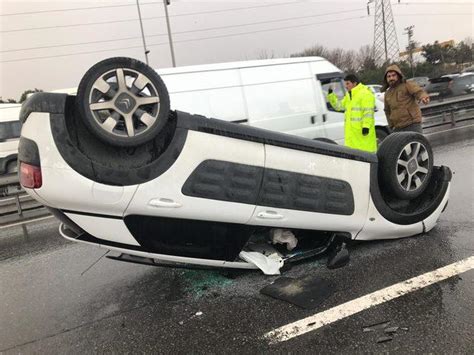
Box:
[161, 57, 388, 144]
[54, 57, 389, 144]
[0, 103, 22, 175]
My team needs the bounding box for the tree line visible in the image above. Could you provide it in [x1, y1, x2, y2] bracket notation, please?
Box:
[289, 38, 473, 85]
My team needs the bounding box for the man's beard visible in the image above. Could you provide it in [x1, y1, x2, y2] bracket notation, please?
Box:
[388, 79, 399, 87]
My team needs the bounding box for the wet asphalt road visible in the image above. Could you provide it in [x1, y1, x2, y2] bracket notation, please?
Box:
[1, 136, 473, 354]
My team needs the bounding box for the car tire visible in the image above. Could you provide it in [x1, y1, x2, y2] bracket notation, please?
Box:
[377, 132, 433, 200]
[76, 57, 170, 147]
[375, 127, 389, 147]
[313, 137, 337, 144]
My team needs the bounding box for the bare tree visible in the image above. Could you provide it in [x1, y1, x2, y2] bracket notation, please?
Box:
[357, 45, 377, 71]
[255, 49, 276, 60]
[290, 44, 329, 58]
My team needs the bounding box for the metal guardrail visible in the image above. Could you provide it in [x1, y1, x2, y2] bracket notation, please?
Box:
[0, 188, 49, 228]
[421, 94, 474, 127]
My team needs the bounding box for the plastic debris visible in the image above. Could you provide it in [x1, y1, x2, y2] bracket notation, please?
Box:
[362, 320, 390, 332]
[384, 326, 399, 334]
[376, 336, 393, 343]
[239, 250, 284, 275]
[270, 228, 298, 251]
[195, 311, 203, 316]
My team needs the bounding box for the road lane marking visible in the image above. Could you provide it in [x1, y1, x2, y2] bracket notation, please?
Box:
[265, 255, 474, 344]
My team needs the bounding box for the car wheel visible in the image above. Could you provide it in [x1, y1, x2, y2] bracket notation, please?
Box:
[377, 132, 433, 200]
[313, 137, 337, 144]
[375, 127, 389, 147]
[76, 57, 170, 147]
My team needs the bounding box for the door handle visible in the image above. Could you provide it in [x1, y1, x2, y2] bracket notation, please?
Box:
[310, 115, 316, 124]
[257, 211, 284, 220]
[148, 198, 182, 208]
[322, 114, 327, 122]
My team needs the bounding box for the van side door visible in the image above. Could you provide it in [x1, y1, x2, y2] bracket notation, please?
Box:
[316, 73, 346, 144]
[241, 63, 328, 140]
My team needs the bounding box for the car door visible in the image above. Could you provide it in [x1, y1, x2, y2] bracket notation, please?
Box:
[247, 143, 370, 236]
[125, 129, 265, 225]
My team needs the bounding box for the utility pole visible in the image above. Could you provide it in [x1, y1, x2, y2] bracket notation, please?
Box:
[163, 0, 176, 67]
[136, 0, 150, 65]
[404, 25, 415, 77]
[369, 0, 400, 65]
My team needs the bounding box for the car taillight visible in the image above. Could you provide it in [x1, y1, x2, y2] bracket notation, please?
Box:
[20, 162, 42, 188]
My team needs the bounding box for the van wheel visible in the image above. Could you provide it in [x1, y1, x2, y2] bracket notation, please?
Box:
[76, 57, 170, 147]
[313, 137, 337, 144]
[375, 127, 389, 147]
[377, 132, 433, 200]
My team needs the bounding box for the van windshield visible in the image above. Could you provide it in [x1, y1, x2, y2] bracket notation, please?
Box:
[0, 121, 21, 142]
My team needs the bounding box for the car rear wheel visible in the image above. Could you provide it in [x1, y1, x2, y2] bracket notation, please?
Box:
[377, 132, 433, 200]
[76, 57, 170, 147]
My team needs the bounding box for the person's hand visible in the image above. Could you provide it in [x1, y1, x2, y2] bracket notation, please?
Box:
[420, 96, 430, 105]
[362, 127, 369, 136]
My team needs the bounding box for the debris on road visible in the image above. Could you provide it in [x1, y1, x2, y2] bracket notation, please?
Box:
[376, 335, 393, 343]
[260, 276, 335, 309]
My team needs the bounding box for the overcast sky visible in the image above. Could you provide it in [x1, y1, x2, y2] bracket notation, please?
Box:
[0, 0, 472, 101]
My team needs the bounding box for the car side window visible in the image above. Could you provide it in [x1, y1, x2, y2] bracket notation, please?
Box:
[321, 79, 345, 112]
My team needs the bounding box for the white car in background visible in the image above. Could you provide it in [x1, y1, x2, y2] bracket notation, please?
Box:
[367, 84, 385, 102]
[18, 57, 451, 274]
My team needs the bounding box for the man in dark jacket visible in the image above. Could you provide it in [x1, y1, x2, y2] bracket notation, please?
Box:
[382, 64, 430, 133]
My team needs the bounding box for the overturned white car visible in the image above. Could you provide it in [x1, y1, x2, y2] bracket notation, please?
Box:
[18, 58, 451, 274]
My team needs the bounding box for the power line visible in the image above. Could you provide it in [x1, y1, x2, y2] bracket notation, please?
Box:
[0, 15, 369, 64]
[0, 16, 160, 33]
[0, 1, 297, 20]
[0, 45, 147, 63]
[395, 13, 472, 16]
[395, 1, 473, 5]
[1, 7, 366, 53]
[170, 15, 369, 45]
[0, 2, 302, 33]
[0, 36, 145, 53]
[0, 2, 160, 17]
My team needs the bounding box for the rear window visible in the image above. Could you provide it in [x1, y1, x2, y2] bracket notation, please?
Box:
[0, 121, 21, 142]
[455, 76, 473, 85]
[429, 77, 452, 84]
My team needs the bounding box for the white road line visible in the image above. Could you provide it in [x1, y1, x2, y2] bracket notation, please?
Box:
[265, 255, 474, 344]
